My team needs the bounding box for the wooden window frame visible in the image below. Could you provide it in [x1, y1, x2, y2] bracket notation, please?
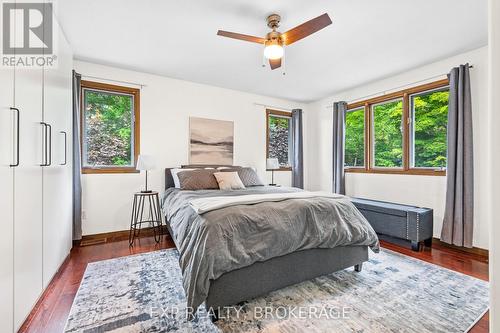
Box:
[80, 80, 140, 174]
[266, 109, 292, 171]
[345, 79, 449, 176]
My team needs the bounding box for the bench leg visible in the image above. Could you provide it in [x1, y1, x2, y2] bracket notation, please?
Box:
[424, 238, 433, 248]
[354, 263, 363, 272]
[411, 241, 420, 251]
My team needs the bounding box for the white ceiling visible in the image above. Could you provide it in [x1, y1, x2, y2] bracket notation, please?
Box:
[58, 0, 487, 102]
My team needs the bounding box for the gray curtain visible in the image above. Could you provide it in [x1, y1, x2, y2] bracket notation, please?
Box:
[441, 64, 473, 248]
[291, 109, 304, 189]
[332, 102, 347, 194]
[72, 70, 82, 241]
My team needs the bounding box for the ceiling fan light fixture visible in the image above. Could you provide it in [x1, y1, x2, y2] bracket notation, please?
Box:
[217, 13, 332, 70]
[264, 40, 284, 60]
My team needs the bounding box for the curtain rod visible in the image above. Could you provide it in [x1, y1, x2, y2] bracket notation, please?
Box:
[253, 102, 296, 112]
[81, 74, 147, 88]
[325, 64, 474, 109]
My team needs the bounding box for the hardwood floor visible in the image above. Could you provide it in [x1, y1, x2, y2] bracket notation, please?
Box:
[19, 235, 489, 333]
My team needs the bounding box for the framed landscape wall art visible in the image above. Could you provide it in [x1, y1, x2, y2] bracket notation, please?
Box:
[189, 117, 234, 165]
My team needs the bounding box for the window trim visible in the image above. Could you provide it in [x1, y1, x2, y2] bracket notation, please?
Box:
[345, 78, 449, 176]
[80, 80, 140, 174]
[266, 109, 292, 171]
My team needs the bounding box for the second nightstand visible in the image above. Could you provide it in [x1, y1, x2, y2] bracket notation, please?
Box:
[129, 191, 162, 246]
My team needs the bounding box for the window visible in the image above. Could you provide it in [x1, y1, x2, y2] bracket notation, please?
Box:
[81, 81, 140, 173]
[344, 107, 365, 167]
[266, 109, 292, 170]
[344, 79, 449, 176]
[372, 99, 403, 168]
[410, 88, 449, 169]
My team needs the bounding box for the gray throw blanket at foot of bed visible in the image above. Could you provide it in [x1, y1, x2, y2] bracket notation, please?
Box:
[161, 186, 380, 312]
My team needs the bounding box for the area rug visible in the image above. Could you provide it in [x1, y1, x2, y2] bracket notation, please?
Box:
[64, 248, 488, 333]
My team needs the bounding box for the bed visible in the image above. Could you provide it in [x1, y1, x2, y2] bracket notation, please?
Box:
[161, 165, 379, 320]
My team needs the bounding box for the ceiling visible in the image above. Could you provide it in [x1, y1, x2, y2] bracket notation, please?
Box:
[58, 0, 487, 103]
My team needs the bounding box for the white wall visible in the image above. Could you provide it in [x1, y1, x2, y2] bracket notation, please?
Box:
[488, 0, 499, 329]
[305, 47, 489, 249]
[75, 61, 305, 235]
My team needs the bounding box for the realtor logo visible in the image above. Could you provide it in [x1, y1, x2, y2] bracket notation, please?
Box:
[1, 1, 56, 67]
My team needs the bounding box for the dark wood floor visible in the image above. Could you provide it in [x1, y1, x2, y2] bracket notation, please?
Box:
[19, 235, 489, 333]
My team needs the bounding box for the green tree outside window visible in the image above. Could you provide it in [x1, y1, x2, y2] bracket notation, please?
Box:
[372, 100, 403, 168]
[83, 90, 134, 167]
[268, 115, 291, 167]
[412, 89, 449, 168]
[345, 108, 365, 167]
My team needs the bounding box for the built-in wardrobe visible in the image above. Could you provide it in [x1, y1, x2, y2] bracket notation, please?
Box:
[0, 6, 73, 332]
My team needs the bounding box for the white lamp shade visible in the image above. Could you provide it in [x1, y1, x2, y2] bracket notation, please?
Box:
[266, 158, 280, 170]
[136, 154, 156, 171]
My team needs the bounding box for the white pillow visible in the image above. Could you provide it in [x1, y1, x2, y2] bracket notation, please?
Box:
[213, 172, 246, 190]
[170, 168, 195, 188]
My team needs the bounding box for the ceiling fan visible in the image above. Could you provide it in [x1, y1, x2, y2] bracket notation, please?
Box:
[217, 13, 332, 70]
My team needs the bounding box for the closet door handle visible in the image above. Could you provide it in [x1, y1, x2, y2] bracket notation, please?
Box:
[40, 122, 48, 166]
[60, 131, 67, 165]
[10, 107, 20, 167]
[46, 123, 52, 166]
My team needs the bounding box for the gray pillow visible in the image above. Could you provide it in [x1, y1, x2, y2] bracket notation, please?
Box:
[177, 169, 219, 190]
[221, 167, 264, 186]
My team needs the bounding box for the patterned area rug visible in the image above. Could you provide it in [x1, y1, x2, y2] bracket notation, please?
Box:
[65, 248, 488, 333]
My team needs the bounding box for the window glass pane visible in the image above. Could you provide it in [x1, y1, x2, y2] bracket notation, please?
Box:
[372, 99, 403, 168]
[345, 108, 365, 167]
[411, 89, 449, 168]
[268, 115, 291, 167]
[83, 89, 134, 167]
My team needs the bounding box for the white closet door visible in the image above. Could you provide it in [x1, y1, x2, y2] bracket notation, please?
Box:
[0, 66, 15, 333]
[13, 66, 44, 331]
[42, 16, 74, 287]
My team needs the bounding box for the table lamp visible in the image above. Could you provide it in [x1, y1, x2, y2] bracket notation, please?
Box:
[266, 157, 280, 186]
[136, 154, 155, 193]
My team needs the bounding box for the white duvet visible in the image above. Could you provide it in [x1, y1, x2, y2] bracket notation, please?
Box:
[189, 191, 345, 214]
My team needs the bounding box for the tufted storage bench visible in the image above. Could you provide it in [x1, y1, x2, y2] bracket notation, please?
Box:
[350, 197, 433, 251]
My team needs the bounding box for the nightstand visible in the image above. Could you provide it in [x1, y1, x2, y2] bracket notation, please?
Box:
[129, 191, 162, 246]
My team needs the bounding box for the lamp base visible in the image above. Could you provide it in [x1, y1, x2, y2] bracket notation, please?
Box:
[141, 190, 153, 193]
[268, 183, 277, 186]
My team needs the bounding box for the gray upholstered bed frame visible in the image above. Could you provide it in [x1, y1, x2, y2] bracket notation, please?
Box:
[164, 166, 369, 317]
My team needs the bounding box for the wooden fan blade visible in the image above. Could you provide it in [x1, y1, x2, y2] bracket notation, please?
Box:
[269, 58, 282, 70]
[282, 13, 332, 46]
[217, 30, 266, 44]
